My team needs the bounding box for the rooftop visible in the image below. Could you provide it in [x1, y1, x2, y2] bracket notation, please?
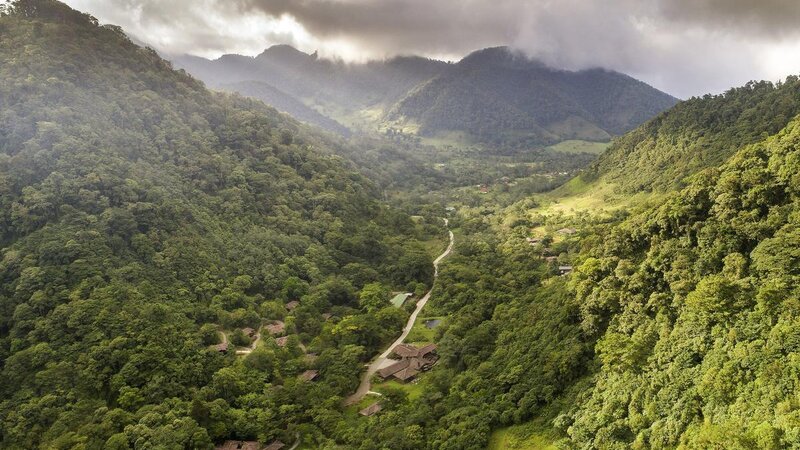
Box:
[299, 370, 319, 382]
[390, 293, 412, 308]
[265, 321, 285, 335]
[359, 402, 382, 416]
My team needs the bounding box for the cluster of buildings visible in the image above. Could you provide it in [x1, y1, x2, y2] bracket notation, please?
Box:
[526, 228, 577, 276]
[378, 343, 439, 382]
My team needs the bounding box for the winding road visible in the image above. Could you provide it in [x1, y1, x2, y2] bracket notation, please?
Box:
[344, 219, 454, 405]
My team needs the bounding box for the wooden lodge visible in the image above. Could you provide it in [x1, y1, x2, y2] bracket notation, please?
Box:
[299, 370, 319, 382]
[242, 327, 257, 338]
[285, 300, 300, 311]
[215, 342, 229, 353]
[265, 321, 285, 335]
[359, 402, 382, 416]
[379, 343, 438, 382]
[216, 441, 262, 450]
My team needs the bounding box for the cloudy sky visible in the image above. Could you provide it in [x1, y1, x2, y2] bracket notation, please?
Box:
[63, 0, 800, 98]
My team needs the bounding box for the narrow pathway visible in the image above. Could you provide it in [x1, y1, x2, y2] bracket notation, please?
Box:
[218, 330, 228, 346]
[235, 331, 261, 355]
[344, 219, 454, 405]
[288, 433, 301, 450]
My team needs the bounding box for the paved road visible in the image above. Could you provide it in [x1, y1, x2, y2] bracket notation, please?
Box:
[344, 219, 454, 405]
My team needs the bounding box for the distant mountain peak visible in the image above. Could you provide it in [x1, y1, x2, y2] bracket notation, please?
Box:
[458, 46, 546, 70]
[256, 44, 315, 64]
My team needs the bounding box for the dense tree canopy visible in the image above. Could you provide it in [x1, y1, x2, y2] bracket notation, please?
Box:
[0, 1, 443, 447]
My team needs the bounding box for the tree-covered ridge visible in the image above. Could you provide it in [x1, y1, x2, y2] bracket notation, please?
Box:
[386, 47, 678, 147]
[173, 46, 449, 131]
[584, 76, 800, 193]
[0, 1, 443, 447]
[562, 116, 800, 448]
[340, 86, 800, 448]
[219, 80, 351, 136]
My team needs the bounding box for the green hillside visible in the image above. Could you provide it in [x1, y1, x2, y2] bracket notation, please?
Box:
[173, 47, 448, 131]
[583, 77, 800, 192]
[339, 75, 800, 449]
[0, 1, 443, 448]
[386, 47, 678, 147]
[220, 80, 350, 136]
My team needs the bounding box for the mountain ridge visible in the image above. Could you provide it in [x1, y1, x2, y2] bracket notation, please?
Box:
[173, 45, 677, 146]
[386, 46, 678, 146]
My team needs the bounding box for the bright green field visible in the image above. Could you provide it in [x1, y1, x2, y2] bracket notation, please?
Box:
[488, 423, 558, 450]
[546, 139, 610, 155]
[530, 176, 665, 218]
[405, 316, 444, 344]
[373, 378, 428, 401]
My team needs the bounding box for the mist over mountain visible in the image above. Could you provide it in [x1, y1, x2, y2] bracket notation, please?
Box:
[387, 47, 678, 146]
[173, 47, 448, 133]
[7, 1, 800, 449]
[218, 79, 351, 135]
[174, 45, 677, 146]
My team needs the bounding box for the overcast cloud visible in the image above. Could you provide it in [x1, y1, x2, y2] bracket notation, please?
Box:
[63, 0, 800, 98]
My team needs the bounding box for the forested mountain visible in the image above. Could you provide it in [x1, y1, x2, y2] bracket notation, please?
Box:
[0, 1, 444, 447]
[173, 47, 449, 132]
[386, 47, 678, 146]
[218, 80, 351, 136]
[338, 75, 800, 449]
[8, 0, 800, 448]
[174, 46, 676, 149]
[582, 76, 800, 192]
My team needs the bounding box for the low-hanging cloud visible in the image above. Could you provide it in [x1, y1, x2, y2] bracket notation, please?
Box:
[63, 0, 800, 98]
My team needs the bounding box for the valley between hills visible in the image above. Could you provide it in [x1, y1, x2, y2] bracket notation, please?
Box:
[3, 1, 800, 449]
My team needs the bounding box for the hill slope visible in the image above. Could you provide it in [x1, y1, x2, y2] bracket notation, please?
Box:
[386, 47, 678, 146]
[337, 74, 800, 449]
[0, 1, 441, 448]
[175, 46, 676, 149]
[582, 76, 800, 192]
[174, 47, 449, 130]
[219, 79, 350, 135]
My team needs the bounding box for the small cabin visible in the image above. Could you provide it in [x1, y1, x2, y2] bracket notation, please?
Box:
[299, 370, 319, 382]
[216, 441, 262, 450]
[359, 402, 382, 416]
[242, 327, 256, 338]
[264, 441, 285, 450]
[559, 265, 573, 276]
[265, 321, 285, 335]
[215, 342, 229, 353]
[390, 293, 412, 308]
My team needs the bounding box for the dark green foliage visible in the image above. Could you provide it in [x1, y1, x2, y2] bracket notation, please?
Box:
[347, 77, 800, 448]
[559, 119, 800, 448]
[221, 80, 351, 136]
[0, 2, 443, 447]
[586, 76, 800, 192]
[387, 47, 677, 147]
